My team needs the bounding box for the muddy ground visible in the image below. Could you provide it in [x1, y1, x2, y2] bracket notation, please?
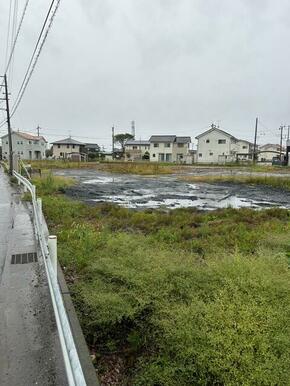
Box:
[53, 169, 290, 210]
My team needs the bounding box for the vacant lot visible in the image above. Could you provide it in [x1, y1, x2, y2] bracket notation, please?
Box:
[34, 175, 290, 385]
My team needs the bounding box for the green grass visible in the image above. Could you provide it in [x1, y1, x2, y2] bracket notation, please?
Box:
[35, 175, 290, 385]
[182, 174, 290, 190]
[30, 160, 189, 175]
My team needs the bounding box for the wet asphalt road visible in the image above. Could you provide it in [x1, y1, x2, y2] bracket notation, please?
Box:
[54, 169, 290, 210]
[0, 168, 67, 386]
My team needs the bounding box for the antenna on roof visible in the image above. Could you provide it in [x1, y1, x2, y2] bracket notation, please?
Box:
[68, 130, 71, 138]
[36, 125, 42, 137]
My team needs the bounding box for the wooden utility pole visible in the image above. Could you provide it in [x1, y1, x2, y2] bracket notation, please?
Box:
[253, 117, 258, 163]
[279, 125, 284, 160]
[4, 74, 13, 175]
[112, 126, 115, 160]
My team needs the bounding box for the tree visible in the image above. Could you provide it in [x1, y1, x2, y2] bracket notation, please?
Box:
[114, 133, 134, 154]
[45, 146, 53, 158]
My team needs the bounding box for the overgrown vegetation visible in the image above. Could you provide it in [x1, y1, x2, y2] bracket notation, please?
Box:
[183, 174, 290, 190]
[35, 175, 290, 385]
[30, 160, 189, 175]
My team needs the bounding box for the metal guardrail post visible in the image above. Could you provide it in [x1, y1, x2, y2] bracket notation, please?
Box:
[48, 235, 58, 279]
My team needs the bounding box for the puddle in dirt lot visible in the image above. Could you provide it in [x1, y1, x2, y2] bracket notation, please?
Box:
[54, 169, 290, 210]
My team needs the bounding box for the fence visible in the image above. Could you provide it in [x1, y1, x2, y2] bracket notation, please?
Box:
[13, 170, 87, 386]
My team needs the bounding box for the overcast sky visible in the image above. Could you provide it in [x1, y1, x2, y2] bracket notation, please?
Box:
[1, 0, 290, 149]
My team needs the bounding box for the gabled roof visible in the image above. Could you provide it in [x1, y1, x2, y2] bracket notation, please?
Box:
[259, 143, 281, 149]
[84, 143, 100, 149]
[195, 127, 238, 141]
[125, 140, 150, 146]
[150, 135, 177, 143]
[176, 136, 191, 144]
[1, 131, 47, 142]
[51, 137, 84, 145]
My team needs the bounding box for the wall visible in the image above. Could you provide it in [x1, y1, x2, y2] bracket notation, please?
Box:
[125, 145, 150, 161]
[197, 131, 232, 163]
[53, 144, 80, 158]
[2, 133, 46, 160]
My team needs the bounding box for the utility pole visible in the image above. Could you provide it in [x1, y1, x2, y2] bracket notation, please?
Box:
[112, 126, 115, 160]
[287, 125, 290, 141]
[3, 74, 13, 175]
[279, 125, 284, 160]
[253, 117, 258, 163]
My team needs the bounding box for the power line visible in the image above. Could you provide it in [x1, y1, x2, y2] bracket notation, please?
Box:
[8, 0, 19, 89]
[4, 0, 30, 75]
[10, 0, 61, 118]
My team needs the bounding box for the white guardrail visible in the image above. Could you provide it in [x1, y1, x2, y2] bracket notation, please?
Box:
[13, 171, 87, 386]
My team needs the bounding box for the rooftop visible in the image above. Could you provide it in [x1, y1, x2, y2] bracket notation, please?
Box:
[1, 131, 47, 142]
[51, 137, 84, 145]
[195, 127, 238, 141]
[149, 135, 191, 143]
[125, 140, 150, 146]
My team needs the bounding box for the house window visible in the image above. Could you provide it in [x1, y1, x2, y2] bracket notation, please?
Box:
[58, 145, 61, 148]
[154, 143, 159, 148]
[177, 143, 184, 148]
[199, 153, 202, 157]
[206, 139, 210, 143]
[6, 141, 8, 144]
[72, 144, 75, 149]
[133, 146, 137, 150]
[153, 153, 156, 157]
[17, 141, 19, 145]
[218, 139, 226, 144]
[209, 152, 213, 156]
[67, 145, 69, 148]
[60, 152, 63, 156]
[165, 143, 171, 148]
[242, 145, 247, 149]
[29, 141, 31, 144]
[21, 141, 23, 145]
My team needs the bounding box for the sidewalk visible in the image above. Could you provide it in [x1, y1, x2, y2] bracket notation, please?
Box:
[0, 168, 68, 386]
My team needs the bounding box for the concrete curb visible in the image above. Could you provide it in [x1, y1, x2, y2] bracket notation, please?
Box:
[57, 264, 100, 386]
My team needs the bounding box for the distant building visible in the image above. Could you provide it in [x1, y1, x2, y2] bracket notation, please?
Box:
[124, 140, 150, 161]
[149, 135, 192, 163]
[1, 131, 47, 161]
[196, 126, 253, 164]
[52, 137, 87, 161]
[258, 144, 283, 162]
[84, 143, 100, 160]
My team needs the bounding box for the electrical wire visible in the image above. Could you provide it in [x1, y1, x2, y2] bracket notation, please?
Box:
[9, 0, 19, 89]
[4, 0, 30, 75]
[10, 0, 60, 118]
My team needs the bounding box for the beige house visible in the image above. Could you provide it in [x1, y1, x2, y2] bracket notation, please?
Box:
[125, 140, 150, 161]
[149, 135, 191, 163]
[52, 137, 87, 160]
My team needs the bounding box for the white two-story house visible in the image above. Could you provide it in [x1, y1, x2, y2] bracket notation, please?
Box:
[258, 144, 283, 162]
[124, 140, 150, 161]
[1, 131, 47, 160]
[196, 126, 253, 164]
[149, 135, 191, 163]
